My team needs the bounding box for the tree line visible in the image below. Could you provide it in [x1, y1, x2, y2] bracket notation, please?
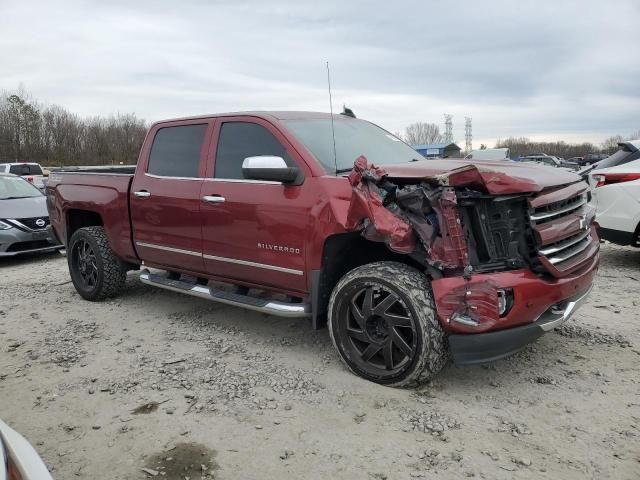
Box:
[0, 89, 147, 167]
[403, 121, 639, 158]
[2, 89, 638, 166]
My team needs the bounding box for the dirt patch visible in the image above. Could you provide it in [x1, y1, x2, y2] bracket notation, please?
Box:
[143, 442, 218, 479]
[0, 244, 639, 479]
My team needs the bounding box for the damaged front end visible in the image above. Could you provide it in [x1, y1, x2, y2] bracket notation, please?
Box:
[345, 156, 470, 269]
[345, 156, 535, 333]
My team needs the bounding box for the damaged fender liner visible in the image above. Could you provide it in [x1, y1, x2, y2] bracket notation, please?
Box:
[345, 155, 469, 269]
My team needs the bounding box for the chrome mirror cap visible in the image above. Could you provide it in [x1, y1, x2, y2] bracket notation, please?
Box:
[241, 156, 301, 184]
[242, 156, 288, 170]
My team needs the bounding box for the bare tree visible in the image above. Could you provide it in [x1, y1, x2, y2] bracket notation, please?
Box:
[0, 87, 147, 166]
[601, 135, 625, 154]
[403, 122, 443, 145]
[496, 137, 598, 159]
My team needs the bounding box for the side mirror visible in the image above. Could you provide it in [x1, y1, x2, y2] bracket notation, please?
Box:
[242, 156, 300, 184]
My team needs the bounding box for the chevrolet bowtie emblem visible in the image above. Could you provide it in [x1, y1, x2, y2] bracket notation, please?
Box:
[578, 215, 588, 231]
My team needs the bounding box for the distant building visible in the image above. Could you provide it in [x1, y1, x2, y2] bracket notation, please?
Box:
[413, 142, 462, 158]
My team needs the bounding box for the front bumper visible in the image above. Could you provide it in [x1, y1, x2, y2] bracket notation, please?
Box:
[0, 226, 62, 257]
[432, 250, 599, 334]
[448, 285, 593, 364]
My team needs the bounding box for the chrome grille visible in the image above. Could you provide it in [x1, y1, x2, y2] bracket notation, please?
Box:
[529, 190, 597, 275]
[529, 194, 586, 223]
[538, 229, 592, 264]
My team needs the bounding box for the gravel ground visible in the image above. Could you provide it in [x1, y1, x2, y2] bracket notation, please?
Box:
[1, 243, 638, 479]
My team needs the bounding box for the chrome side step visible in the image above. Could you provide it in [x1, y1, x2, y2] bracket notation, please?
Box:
[139, 269, 311, 318]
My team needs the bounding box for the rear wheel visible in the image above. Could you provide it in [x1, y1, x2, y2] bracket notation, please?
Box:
[68, 226, 127, 301]
[328, 261, 447, 387]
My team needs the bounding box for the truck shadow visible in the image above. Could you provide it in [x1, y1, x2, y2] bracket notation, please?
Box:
[437, 323, 632, 393]
[0, 250, 63, 268]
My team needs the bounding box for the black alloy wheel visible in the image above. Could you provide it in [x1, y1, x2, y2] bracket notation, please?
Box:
[339, 284, 417, 376]
[67, 226, 127, 301]
[328, 261, 447, 387]
[71, 238, 98, 289]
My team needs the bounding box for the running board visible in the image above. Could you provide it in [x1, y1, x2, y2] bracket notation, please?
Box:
[139, 269, 311, 318]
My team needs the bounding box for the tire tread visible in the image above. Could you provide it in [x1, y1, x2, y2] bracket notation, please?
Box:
[69, 226, 126, 301]
[328, 261, 448, 388]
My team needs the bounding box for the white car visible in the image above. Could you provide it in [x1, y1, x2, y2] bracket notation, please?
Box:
[590, 140, 640, 246]
[0, 419, 53, 480]
[464, 147, 510, 161]
[0, 163, 47, 191]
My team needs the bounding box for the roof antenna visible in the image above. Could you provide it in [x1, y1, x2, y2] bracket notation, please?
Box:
[326, 61, 338, 175]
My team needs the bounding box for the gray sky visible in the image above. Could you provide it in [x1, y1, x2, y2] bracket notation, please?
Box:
[2, 0, 639, 147]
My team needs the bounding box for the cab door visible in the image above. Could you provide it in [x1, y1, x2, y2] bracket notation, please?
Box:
[200, 117, 312, 293]
[131, 120, 213, 273]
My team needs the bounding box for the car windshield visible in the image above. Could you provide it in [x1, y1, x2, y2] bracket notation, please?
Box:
[9, 163, 43, 176]
[0, 176, 43, 199]
[283, 118, 421, 172]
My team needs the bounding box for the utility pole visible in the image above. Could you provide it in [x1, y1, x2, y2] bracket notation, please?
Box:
[464, 117, 472, 153]
[444, 114, 453, 144]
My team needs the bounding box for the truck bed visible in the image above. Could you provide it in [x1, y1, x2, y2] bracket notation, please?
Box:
[52, 165, 136, 175]
[46, 169, 138, 263]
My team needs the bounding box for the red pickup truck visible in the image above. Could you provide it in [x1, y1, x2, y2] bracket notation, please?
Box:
[46, 111, 599, 387]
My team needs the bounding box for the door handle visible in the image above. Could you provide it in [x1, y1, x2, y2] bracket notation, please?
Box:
[202, 195, 226, 203]
[134, 191, 151, 198]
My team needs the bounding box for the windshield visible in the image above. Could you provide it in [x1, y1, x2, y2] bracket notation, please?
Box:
[0, 176, 43, 199]
[9, 163, 43, 176]
[283, 118, 421, 172]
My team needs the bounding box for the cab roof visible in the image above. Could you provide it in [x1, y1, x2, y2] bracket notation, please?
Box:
[151, 111, 350, 127]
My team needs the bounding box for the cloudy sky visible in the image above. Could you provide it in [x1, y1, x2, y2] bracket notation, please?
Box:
[2, 0, 639, 147]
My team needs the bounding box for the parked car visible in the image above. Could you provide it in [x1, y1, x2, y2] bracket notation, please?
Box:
[589, 140, 640, 246]
[0, 173, 62, 257]
[520, 154, 579, 170]
[0, 419, 53, 480]
[582, 153, 609, 166]
[464, 148, 510, 161]
[0, 163, 47, 191]
[47, 111, 599, 386]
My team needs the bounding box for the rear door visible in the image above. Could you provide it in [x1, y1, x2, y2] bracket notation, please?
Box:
[200, 116, 311, 293]
[131, 120, 213, 273]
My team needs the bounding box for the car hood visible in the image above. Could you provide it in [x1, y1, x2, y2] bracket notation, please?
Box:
[0, 196, 48, 219]
[379, 159, 583, 195]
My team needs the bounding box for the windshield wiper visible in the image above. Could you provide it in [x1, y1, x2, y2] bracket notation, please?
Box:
[0, 196, 33, 200]
[335, 168, 354, 174]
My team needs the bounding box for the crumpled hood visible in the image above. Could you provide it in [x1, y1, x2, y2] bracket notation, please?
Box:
[0, 196, 48, 219]
[379, 159, 583, 194]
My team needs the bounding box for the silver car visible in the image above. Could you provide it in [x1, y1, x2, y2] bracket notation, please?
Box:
[0, 173, 62, 257]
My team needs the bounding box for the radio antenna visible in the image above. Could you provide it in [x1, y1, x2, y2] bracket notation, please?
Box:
[326, 61, 338, 175]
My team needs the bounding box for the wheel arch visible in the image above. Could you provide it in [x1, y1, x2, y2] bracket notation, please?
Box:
[66, 209, 103, 243]
[310, 232, 430, 329]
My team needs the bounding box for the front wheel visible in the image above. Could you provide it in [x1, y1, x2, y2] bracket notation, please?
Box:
[68, 226, 127, 301]
[328, 261, 447, 387]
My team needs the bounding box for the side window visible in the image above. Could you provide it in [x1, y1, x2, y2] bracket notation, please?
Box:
[147, 124, 207, 177]
[215, 122, 291, 179]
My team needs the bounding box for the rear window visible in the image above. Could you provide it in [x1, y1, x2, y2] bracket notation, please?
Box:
[9, 164, 43, 176]
[594, 147, 640, 170]
[147, 124, 207, 177]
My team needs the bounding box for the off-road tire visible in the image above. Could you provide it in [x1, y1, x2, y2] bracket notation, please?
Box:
[68, 226, 127, 301]
[328, 261, 448, 387]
